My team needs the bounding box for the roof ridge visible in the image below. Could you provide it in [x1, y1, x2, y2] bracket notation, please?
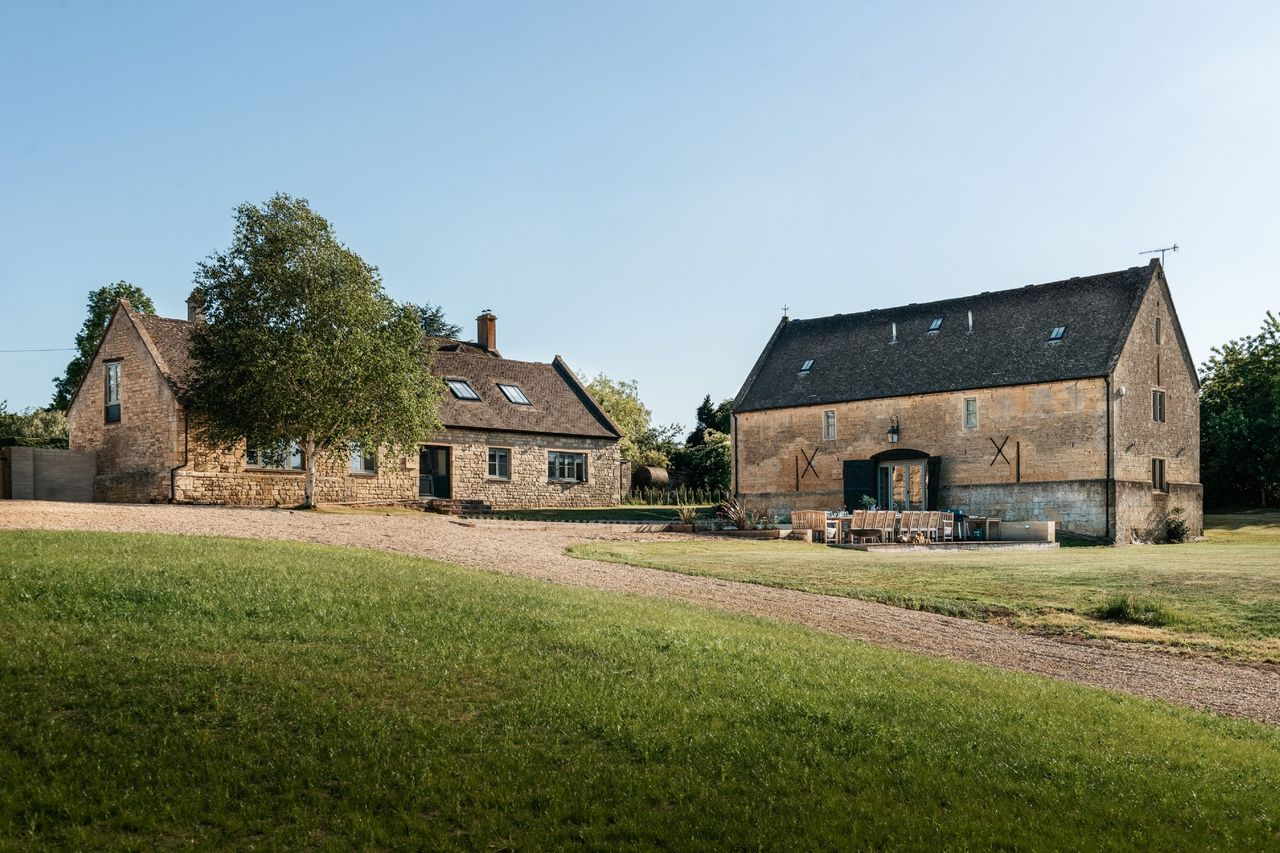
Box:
[788, 265, 1149, 325]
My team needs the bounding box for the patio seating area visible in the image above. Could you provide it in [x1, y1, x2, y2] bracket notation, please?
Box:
[790, 509, 1057, 550]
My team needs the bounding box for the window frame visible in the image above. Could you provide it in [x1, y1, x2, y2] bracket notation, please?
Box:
[446, 379, 480, 401]
[488, 447, 511, 480]
[1152, 389, 1166, 423]
[246, 441, 306, 471]
[800, 359, 814, 373]
[349, 445, 377, 475]
[823, 410, 836, 441]
[547, 450, 588, 483]
[963, 396, 978, 429]
[497, 384, 531, 405]
[104, 360, 122, 424]
[1151, 457, 1168, 493]
[1049, 325, 1066, 341]
[928, 317, 943, 333]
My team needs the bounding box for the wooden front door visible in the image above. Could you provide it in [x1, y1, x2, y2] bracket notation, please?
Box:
[419, 446, 451, 499]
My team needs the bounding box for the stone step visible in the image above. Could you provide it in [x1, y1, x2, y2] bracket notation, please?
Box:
[425, 498, 493, 516]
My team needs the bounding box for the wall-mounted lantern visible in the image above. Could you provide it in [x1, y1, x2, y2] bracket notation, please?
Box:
[886, 414, 900, 443]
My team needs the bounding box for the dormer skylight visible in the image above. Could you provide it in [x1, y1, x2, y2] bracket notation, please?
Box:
[800, 359, 814, 372]
[446, 379, 480, 400]
[1049, 326, 1066, 341]
[928, 317, 943, 332]
[498, 383, 531, 405]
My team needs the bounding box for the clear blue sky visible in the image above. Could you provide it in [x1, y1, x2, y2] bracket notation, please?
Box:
[2, 1, 1276, 429]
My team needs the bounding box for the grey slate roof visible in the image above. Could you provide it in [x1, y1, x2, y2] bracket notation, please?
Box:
[133, 309, 619, 440]
[734, 263, 1158, 413]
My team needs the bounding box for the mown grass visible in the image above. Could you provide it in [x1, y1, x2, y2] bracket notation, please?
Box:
[492, 505, 716, 522]
[4, 531, 1280, 848]
[570, 511, 1280, 661]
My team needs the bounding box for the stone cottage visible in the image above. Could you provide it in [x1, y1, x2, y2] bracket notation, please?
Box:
[731, 260, 1202, 542]
[67, 302, 623, 508]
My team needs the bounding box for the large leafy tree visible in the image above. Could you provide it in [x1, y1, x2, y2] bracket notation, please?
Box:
[418, 302, 462, 339]
[585, 374, 682, 468]
[51, 281, 155, 410]
[1200, 312, 1280, 508]
[188, 193, 444, 507]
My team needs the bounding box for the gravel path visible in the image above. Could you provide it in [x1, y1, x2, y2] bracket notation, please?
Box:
[4, 500, 1279, 725]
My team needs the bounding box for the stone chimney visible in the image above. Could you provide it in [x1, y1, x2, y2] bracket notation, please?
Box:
[186, 290, 205, 324]
[476, 310, 496, 352]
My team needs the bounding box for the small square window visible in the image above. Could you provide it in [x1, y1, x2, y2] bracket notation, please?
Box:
[548, 451, 587, 483]
[928, 318, 943, 332]
[498, 384, 531, 405]
[963, 397, 978, 429]
[1049, 326, 1066, 341]
[800, 359, 814, 372]
[446, 379, 480, 400]
[488, 447, 511, 479]
[1152, 389, 1166, 423]
[823, 410, 836, 440]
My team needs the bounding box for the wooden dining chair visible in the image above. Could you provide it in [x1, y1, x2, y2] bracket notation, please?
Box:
[926, 511, 941, 541]
[940, 512, 955, 542]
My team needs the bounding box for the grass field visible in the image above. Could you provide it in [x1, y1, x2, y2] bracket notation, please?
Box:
[570, 512, 1280, 661]
[4, 530, 1280, 847]
[491, 505, 716, 522]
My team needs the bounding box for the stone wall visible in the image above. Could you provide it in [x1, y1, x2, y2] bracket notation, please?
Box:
[1109, 274, 1203, 537]
[429, 427, 621, 508]
[174, 428, 419, 507]
[733, 377, 1109, 519]
[68, 309, 184, 503]
[1114, 479, 1203, 542]
[942, 479, 1108, 537]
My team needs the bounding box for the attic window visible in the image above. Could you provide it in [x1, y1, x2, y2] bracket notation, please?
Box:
[498, 383, 531, 405]
[800, 359, 814, 372]
[1049, 326, 1066, 341]
[446, 379, 480, 401]
[928, 317, 943, 333]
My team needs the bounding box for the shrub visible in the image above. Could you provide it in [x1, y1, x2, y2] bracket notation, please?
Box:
[1093, 594, 1177, 627]
[674, 504, 701, 524]
[1164, 506, 1190, 544]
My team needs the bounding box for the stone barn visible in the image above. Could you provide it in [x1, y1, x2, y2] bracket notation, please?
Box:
[730, 260, 1201, 542]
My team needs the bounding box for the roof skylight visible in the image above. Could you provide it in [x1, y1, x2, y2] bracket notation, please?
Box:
[928, 317, 943, 332]
[1049, 326, 1066, 341]
[498, 383, 531, 405]
[446, 379, 480, 400]
[800, 359, 814, 372]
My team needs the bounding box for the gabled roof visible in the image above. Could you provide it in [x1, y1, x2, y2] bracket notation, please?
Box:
[434, 350, 621, 439]
[734, 262, 1159, 413]
[110, 307, 620, 440]
[134, 312, 195, 398]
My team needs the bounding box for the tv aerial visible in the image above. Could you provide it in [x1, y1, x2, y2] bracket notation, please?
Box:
[1139, 243, 1178, 264]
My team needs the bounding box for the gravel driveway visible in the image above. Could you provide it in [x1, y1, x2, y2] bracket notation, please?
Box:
[4, 500, 1279, 725]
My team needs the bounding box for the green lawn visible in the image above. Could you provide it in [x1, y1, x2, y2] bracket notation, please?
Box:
[492, 505, 716, 522]
[570, 511, 1280, 661]
[4, 531, 1280, 848]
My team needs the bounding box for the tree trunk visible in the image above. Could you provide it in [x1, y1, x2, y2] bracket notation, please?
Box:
[304, 437, 317, 508]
